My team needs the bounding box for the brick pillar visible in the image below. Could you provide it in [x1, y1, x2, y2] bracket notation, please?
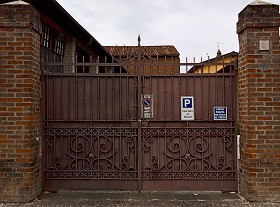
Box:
[0, 2, 42, 202]
[237, 1, 280, 202]
[63, 36, 76, 72]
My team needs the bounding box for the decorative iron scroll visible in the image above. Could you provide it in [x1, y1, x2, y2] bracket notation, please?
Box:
[142, 127, 236, 180]
[44, 127, 236, 180]
[44, 127, 138, 180]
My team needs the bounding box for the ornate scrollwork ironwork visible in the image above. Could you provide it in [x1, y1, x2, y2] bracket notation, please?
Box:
[142, 127, 236, 180]
[44, 127, 137, 179]
[44, 127, 235, 180]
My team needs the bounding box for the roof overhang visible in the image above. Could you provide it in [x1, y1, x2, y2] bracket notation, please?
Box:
[1, 0, 112, 58]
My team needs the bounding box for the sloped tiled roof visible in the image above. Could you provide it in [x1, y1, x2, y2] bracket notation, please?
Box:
[104, 46, 180, 57]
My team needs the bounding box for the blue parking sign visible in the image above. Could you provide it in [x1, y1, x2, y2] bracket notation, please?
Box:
[181, 96, 194, 120]
[182, 97, 193, 108]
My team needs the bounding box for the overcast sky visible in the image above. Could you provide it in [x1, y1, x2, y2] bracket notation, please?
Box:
[57, 0, 279, 61]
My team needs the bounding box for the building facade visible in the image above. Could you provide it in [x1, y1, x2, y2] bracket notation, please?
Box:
[105, 45, 180, 74]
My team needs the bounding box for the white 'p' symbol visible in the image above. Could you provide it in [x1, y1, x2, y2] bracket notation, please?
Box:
[183, 98, 191, 108]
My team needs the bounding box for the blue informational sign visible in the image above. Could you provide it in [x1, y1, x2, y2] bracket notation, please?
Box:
[213, 107, 227, 121]
[182, 97, 193, 108]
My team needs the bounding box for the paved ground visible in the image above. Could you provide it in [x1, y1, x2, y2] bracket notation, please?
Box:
[1, 191, 280, 207]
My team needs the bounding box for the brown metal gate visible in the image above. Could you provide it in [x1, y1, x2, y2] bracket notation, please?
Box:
[42, 50, 238, 192]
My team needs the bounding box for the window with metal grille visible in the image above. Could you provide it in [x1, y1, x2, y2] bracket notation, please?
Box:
[55, 34, 64, 56]
[42, 24, 50, 48]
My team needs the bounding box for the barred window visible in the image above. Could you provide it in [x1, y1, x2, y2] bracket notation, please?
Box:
[41, 23, 65, 57]
[55, 34, 64, 56]
[42, 24, 50, 48]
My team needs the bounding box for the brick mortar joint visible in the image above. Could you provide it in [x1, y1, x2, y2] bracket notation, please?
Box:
[237, 22, 280, 34]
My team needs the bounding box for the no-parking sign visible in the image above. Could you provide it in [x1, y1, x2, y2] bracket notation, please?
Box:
[142, 94, 153, 119]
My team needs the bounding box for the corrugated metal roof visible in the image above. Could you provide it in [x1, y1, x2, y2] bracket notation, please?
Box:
[104, 46, 180, 57]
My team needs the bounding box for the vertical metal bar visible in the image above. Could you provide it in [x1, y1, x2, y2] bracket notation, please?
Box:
[60, 76, 63, 120]
[90, 76, 93, 120]
[190, 76, 195, 127]
[215, 75, 218, 107]
[207, 55, 210, 73]
[156, 76, 159, 120]
[126, 77, 130, 120]
[137, 35, 142, 192]
[105, 77, 108, 119]
[233, 59, 238, 122]
[97, 56, 100, 73]
[200, 57, 203, 73]
[200, 76, 203, 120]
[119, 77, 122, 120]
[97, 76, 100, 120]
[185, 56, 188, 73]
[233, 59, 238, 173]
[68, 75, 71, 120]
[208, 75, 211, 121]
[164, 76, 167, 120]
[105, 56, 107, 73]
[171, 76, 174, 120]
[75, 76, 78, 120]
[112, 77, 115, 120]
[222, 58, 225, 106]
[164, 56, 167, 74]
[142, 77, 146, 117]
[46, 76, 49, 121]
[83, 75, 86, 120]
[83, 55, 85, 73]
[149, 77, 152, 119]
[178, 76, 182, 121]
[53, 76, 56, 120]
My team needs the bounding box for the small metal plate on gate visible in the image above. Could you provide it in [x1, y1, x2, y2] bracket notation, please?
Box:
[213, 106, 227, 121]
[142, 94, 153, 119]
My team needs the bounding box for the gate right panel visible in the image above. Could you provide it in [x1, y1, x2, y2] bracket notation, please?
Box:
[141, 73, 237, 191]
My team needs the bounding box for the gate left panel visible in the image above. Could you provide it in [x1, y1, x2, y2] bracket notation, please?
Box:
[42, 73, 139, 191]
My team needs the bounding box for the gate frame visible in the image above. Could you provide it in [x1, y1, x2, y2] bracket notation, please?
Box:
[41, 38, 238, 192]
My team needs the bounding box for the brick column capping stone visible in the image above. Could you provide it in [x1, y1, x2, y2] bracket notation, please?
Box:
[0, 1, 42, 202]
[237, 0, 280, 202]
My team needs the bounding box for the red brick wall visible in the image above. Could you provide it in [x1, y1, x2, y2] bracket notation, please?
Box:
[237, 3, 280, 201]
[0, 3, 42, 202]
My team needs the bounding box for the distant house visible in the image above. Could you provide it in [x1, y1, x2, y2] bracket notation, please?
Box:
[1, 0, 126, 73]
[188, 50, 238, 73]
[105, 45, 180, 74]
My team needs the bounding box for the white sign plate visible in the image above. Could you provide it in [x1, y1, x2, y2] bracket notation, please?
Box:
[142, 94, 153, 119]
[181, 96, 194, 120]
